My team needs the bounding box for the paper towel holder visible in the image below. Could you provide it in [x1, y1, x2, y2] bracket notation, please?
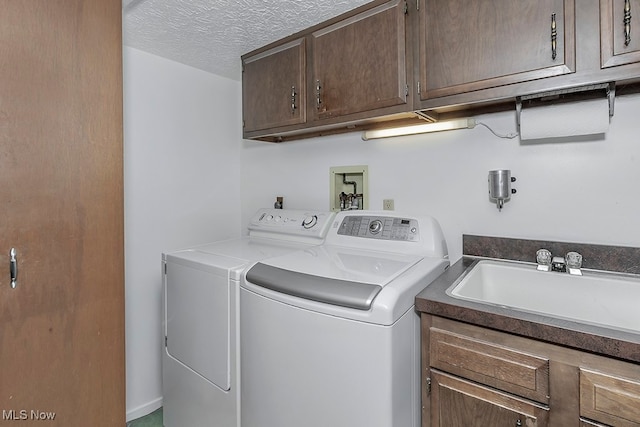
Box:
[515, 82, 615, 134]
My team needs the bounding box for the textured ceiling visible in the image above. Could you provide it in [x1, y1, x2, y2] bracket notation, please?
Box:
[123, 0, 371, 81]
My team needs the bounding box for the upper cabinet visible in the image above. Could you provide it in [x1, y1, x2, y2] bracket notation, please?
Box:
[241, 0, 640, 142]
[242, 0, 416, 141]
[311, 0, 408, 120]
[242, 38, 306, 133]
[600, 0, 640, 68]
[417, 0, 576, 101]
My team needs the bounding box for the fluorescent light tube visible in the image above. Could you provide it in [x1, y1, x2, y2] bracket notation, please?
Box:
[361, 118, 476, 140]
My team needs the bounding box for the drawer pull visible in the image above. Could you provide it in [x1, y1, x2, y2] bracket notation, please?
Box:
[315, 79, 322, 110]
[291, 86, 297, 114]
[625, 0, 632, 47]
[9, 248, 17, 289]
[551, 13, 558, 60]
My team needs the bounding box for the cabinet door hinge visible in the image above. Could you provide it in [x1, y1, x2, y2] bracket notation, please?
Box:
[426, 377, 431, 394]
[405, 84, 409, 98]
[404, 1, 408, 14]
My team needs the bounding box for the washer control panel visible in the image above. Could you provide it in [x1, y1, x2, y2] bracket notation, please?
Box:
[248, 208, 335, 240]
[337, 215, 419, 241]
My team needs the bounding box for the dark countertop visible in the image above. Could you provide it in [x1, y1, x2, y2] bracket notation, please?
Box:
[415, 235, 640, 364]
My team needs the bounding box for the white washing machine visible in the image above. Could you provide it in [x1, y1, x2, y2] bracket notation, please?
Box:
[162, 208, 335, 427]
[240, 210, 449, 427]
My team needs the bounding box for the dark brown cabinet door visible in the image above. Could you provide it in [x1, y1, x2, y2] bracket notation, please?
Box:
[0, 1, 125, 425]
[430, 370, 550, 427]
[418, 0, 576, 100]
[242, 38, 306, 134]
[600, 0, 640, 68]
[311, 0, 408, 120]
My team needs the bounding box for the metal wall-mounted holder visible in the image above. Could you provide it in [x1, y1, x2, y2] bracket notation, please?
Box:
[488, 170, 516, 211]
[515, 82, 615, 135]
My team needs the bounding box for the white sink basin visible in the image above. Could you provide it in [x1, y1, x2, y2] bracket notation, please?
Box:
[447, 260, 640, 333]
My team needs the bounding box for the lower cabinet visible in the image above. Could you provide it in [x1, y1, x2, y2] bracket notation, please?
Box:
[580, 368, 640, 426]
[422, 315, 640, 427]
[430, 370, 549, 426]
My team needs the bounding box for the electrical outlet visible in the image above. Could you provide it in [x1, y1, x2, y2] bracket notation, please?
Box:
[383, 199, 394, 210]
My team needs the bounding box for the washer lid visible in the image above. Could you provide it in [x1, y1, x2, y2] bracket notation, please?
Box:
[244, 245, 423, 310]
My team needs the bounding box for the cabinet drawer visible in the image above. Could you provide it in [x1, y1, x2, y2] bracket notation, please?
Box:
[580, 368, 640, 426]
[430, 327, 550, 404]
[430, 370, 549, 427]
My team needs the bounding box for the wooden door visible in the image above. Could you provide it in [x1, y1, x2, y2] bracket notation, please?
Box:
[242, 38, 306, 134]
[0, 1, 125, 426]
[600, 0, 640, 67]
[419, 0, 576, 100]
[311, 0, 408, 120]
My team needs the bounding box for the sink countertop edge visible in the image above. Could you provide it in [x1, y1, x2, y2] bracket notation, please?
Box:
[416, 256, 640, 364]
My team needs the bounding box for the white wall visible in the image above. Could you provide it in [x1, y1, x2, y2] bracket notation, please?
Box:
[241, 93, 640, 261]
[123, 47, 242, 421]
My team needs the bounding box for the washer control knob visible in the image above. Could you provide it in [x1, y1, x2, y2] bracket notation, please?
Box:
[302, 215, 318, 229]
[369, 220, 383, 234]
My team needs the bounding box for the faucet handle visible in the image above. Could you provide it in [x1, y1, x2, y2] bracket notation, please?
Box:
[566, 252, 583, 274]
[536, 249, 552, 271]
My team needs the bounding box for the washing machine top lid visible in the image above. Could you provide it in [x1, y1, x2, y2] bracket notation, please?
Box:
[245, 245, 423, 310]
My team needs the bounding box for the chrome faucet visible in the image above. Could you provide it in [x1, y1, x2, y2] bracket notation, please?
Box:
[536, 249, 582, 275]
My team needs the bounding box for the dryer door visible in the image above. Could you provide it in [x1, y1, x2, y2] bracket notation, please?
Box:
[165, 252, 244, 391]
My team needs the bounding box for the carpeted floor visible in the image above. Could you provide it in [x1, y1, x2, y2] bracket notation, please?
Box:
[127, 408, 163, 427]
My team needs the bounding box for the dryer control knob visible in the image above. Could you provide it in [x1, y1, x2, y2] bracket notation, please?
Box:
[302, 215, 317, 229]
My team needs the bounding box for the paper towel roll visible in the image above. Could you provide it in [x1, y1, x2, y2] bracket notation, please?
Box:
[519, 97, 610, 140]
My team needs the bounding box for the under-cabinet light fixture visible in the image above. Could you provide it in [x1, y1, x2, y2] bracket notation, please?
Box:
[361, 118, 476, 140]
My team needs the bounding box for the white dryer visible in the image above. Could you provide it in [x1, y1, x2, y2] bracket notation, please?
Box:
[162, 208, 335, 427]
[240, 210, 449, 427]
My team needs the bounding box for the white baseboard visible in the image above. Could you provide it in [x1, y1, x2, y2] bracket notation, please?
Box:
[126, 397, 163, 422]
